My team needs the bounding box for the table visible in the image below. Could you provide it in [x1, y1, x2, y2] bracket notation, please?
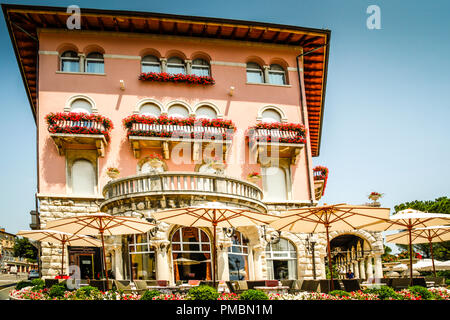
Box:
[360, 283, 387, 289]
[253, 286, 290, 294]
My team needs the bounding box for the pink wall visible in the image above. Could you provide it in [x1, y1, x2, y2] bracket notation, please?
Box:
[37, 30, 314, 201]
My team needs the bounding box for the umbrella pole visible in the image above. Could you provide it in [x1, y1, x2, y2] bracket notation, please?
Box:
[429, 239, 436, 277]
[61, 238, 66, 276]
[212, 211, 217, 288]
[408, 226, 413, 286]
[100, 230, 109, 291]
[325, 224, 334, 291]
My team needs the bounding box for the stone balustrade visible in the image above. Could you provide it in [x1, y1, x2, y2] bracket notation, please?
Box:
[101, 172, 267, 214]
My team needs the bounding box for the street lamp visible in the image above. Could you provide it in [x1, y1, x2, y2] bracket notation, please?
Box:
[306, 233, 318, 279]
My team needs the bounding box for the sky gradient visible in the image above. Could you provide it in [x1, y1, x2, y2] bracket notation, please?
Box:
[0, 1, 448, 254]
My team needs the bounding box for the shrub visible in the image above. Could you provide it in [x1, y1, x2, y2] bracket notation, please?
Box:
[363, 286, 400, 300]
[239, 289, 269, 300]
[408, 286, 433, 300]
[140, 290, 162, 300]
[31, 279, 45, 291]
[74, 286, 102, 299]
[15, 280, 32, 290]
[329, 290, 351, 297]
[187, 285, 220, 300]
[48, 284, 66, 299]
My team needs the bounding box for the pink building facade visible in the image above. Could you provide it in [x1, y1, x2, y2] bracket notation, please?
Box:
[4, 5, 385, 283]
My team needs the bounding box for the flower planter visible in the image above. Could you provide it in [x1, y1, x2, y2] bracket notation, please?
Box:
[148, 158, 164, 169]
[247, 176, 261, 184]
[369, 195, 381, 201]
[107, 171, 120, 179]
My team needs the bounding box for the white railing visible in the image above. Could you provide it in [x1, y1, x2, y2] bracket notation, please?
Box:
[52, 120, 106, 131]
[130, 123, 229, 138]
[103, 172, 264, 203]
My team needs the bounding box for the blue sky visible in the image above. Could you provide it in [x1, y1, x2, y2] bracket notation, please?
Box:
[0, 1, 448, 253]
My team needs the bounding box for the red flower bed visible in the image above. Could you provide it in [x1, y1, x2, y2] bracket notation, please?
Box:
[123, 115, 235, 141]
[139, 72, 215, 85]
[46, 112, 114, 142]
[247, 122, 308, 144]
[313, 166, 329, 196]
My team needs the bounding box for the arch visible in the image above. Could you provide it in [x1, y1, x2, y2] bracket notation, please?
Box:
[166, 100, 194, 117]
[329, 230, 383, 254]
[165, 49, 187, 61]
[193, 102, 222, 119]
[56, 43, 79, 55]
[137, 155, 167, 174]
[269, 57, 289, 70]
[83, 44, 105, 55]
[245, 56, 266, 68]
[139, 48, 162, 59]
[257, 105, 287, 122]
[190, 51, 212, 63]
[134, 98, 165, 115]
[65, 95, 97, 113]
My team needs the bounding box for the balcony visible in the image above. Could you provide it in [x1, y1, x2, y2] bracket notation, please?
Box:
[123, 115, 235, 160]
[313, 166, 329, 200]
[46, 112, 113, 157]
[248, 122, 307, 165]
[101, 172, 266, 214]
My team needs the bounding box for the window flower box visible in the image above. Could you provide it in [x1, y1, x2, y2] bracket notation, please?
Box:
[138, 72, 215, 85]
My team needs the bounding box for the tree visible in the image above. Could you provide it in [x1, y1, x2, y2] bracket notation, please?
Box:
[393, 197, 450, 260]
[13, 237, 38, 261]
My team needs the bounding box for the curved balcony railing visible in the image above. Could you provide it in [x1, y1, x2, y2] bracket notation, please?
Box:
[101, 172, 266, 213]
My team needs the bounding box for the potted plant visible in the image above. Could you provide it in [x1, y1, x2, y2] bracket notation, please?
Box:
[106, 167, 120, 179]
[247, 172, 261, 184]
[207, 156, 226, 171]
[368, 192, 383, 201]
[145, 153, 164, 168]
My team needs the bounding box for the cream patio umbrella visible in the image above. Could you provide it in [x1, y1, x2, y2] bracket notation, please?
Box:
[151, 202, 277, 287]
[358, 209, 450, 284]
[386, 225, 450, 276]
[46, 213, 155, 289]
[17, 229, 102, 277]
[268, 204, 391, 291]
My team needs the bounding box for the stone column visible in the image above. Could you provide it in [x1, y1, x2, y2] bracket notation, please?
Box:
[154, 241, 171, 283]
[185, 59, 192, 74]
[366, 256, 374, 280]
[353, 261, 360, 278]
[217, 243, 231, 281]
[263, 65, 270, 83]
[113, 247, 124, 280]
[359, 259, 366, 280]
[78, 53, 85, 72]
[253, 245, 265, 280]
[160, 58, 167, 73]
[374, 254, 383, 279]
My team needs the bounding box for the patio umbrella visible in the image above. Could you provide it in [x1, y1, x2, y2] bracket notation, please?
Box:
[386, 225, 450, 276]
[17, 229, 102, 276]
[46, 213, 155, 289]
[268, 203, 391, 290]
[412, 259, 450, 272]
[358, 208, 450, 284]
[151, 202, 277, 286]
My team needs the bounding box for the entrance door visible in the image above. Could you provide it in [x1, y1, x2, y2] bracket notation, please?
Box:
[79, 254, 94, 280]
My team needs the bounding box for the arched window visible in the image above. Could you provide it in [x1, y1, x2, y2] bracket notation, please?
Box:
[139, 159, 165, 174]
[228, 231, 249, 280]
[195, 106, 217, 119]
[261, 109, 282, 123]
[85, 52, 104, 73]
[268, 64, 286, 85]
[192, 59, 210, 77]
[172, 227, 212, 281]
[262, 166, 288, 201]
[167, 104, 189, 118]
[139, 103, 161, 118]
[141, 55, 161, 73]
[71, 159, 95, 195]
[70, 98, 92, 114]
[128, 233, 156, 280]
[167, 57, 186, 75]
[246, 62, 264, 83]
[265, 238, 297, 280]
[60, 51, 79, 72]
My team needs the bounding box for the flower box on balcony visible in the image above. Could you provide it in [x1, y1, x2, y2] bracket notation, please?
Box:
[138, 72, 215, 85]
[46, 112, 113, 157]
[313, 166, 329, 200]
[123, 115, 236, 159]
[247, 122, 307, 164]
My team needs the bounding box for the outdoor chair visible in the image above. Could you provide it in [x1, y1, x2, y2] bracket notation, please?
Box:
[391, 278, 412, 290]
[341, 279, 361, 292]
[188, 280, 200, 286]
[145, 280, 158, 286]
[134, 280, 149, 293]
[44, 279, 59, 288]
[199, 281, 219, 289]
[225, 281, 236, 293]
[411, 277, 427, 287]
[113, 280, 133, 294]
[379, 278, 392, 287]
[246, 280, 265, 289]
[425, 276, 445, 287]
[234, 280, 248, 294]
[300, 280, 320, 292]
[264, 280, 279, 287]
[319, 280, 343, 293]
